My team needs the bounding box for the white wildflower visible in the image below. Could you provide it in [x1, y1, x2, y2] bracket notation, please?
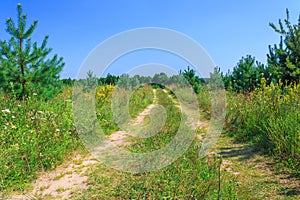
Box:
[12, 116, 16, 119]
[12, 125, 16, 129]
[1, 109, 11, 114]
[55, 128, 60, 132]
[17, 104, 21, 107]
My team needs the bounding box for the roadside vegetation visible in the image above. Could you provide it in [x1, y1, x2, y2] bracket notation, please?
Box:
[225, 80, 300, 175]
[222, 9, 300, 175]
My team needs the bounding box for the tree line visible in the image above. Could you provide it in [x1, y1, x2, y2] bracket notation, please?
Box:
[0, 5, 299, 98]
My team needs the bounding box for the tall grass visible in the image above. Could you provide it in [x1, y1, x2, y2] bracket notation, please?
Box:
[95, 84, 119, 134]
[129, 85, 153, 118]
[197, 84, 212, 118]
[0, 88, 80, 192]
[225, 79, 300, 173]
[95, 85, 153, 134]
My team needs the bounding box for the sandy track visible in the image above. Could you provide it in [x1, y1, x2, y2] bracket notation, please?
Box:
[9, 89, 159, 200]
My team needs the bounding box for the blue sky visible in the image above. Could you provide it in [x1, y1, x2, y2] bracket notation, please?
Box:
[0, 0, 299, 78]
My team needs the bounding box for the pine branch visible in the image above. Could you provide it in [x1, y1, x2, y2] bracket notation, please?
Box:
[23, 21, 38, 39]
[6, 18, 19, 37]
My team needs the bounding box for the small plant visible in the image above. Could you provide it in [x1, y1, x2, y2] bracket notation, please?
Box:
[74, 159, 83, 165]
[53, 173, 65, 181]
[39, 185, 50, 191]
[56, 187, 66, 193]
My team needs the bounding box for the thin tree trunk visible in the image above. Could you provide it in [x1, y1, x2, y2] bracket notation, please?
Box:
[19, 37, 26, 94]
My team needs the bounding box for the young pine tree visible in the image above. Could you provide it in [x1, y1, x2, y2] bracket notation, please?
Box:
[228, 55, 264, 93]
[0, 4, 64, 98]
[268, 9, 300, 84]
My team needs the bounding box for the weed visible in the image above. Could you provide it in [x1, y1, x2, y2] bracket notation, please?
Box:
[53, 173, 65, 181]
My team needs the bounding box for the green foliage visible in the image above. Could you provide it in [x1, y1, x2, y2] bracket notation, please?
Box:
[104, 73, 119, 85]
[224, 55, 266, 93]
[94, 85, 119, 135]
[95, 85, 153, 134]
[116, 73, 145, 89]
[180, 66, 202, 93]
[208, 66, 224, 90]
[268, 9, 300, 84]
[0, 88, 80, 191]
[223, 10, 300, 92]
[152, 72, 169, 88]
[129, 86, 153, 118]
[225, 81, 300, 174]
[0, 4, 64, 98]
[82, 70, 97, 92]
[194, 84, 212, 118]
[263, 112, 300, 172]
[62, 77, 75, 86]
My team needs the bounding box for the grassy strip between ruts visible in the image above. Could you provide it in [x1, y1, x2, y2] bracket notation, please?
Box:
[71, 88, 238, 199]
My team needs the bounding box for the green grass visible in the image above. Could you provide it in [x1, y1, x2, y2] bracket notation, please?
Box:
[96, 85, 153, 135]
[216, 135, 300, 199]
[53, 173, 66, 181]
[128, 89, 181, 152]
[72, 88, 238, 199]
[0, 91, 81, 192]
[0, 84, 154, 194]
[2, 80, 299, 198]
[196, 84, 212, 119]
[129, 85, 153, 118]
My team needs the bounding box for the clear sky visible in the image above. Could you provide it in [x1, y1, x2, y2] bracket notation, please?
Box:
[0, 0, 299, 78]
